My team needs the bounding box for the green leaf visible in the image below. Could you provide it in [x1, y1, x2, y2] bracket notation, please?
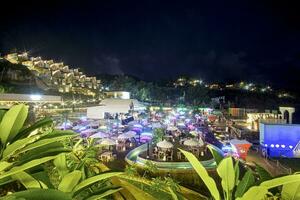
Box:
[260, 174, 300, 189]
[0, 104, 28, 145]
[2, 135, 41, 159]
[168, 186, 179, 200]
[282, 181, 300, 200]
[235, 170, 255, 198]
[216, 157, 235, 197]
[58, 170, 81, 193]
[72, 172, 123, 195]
[0, 155, 58, 180]
[16, 142, 70, 165]
[234, 161, 240, 186]
[0, 161, 13, 172]
[117, 178, 156, 200]
[31, 171, 54, 189]
[86, 188, 123, 200]
[17, 134, 73, 156]
[0, 189, 72, 200]
[238, 186, 268, 200]
[43, 130, 75, 139]
[0, 109, 7, 122]
[207, 145, 223, 165]
[12, 171, 44, 189]
[179, 148, 220, 200]
[13, 117, 53, 141]
[53, 153, 69, 178]
[255, 163, 272, 183]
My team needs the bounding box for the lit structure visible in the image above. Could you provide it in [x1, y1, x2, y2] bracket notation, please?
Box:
[260, 123, 300, 158]
[279, 107, 295, 124]
[246, 112, 286, 131]
[229, 139, 252, 160]
[0, 93, 61, 104]
[87, 98, 146, 119]
[104, 91, 130, 99]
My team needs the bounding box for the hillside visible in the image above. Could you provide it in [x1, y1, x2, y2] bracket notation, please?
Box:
[0, 59, 48, 94]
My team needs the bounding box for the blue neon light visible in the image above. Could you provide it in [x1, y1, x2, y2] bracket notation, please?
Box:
[260, 123, 300, 157]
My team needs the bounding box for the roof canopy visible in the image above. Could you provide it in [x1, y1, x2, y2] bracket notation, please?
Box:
[157, 140, 174, 149]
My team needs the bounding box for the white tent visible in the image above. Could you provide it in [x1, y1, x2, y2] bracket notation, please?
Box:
[184, 139, 204, 147]
[157, 140, 174, 149]
[100, 138, 116, 146]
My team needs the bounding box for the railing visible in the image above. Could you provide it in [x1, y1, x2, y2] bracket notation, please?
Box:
[267, 157, 292, 174]
[125, 143, 222, 170]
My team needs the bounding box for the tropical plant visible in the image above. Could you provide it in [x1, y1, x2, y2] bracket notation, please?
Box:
[0, 104, 74, 186]
[152, 128, 165, 144]
[180, 148, 300, 200]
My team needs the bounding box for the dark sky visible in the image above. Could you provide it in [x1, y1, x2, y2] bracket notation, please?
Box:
[1, 0, 300, 91]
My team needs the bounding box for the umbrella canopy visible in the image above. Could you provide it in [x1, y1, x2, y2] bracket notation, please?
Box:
[133, 124, 143, 128]
[167, 126, 178, 131]
[118, 133, 132, 140]
[90, 121, 100, 127]
[184, 138, 204, 147]
[81, 128, 97, 134]
[100, 138, 116, 146]
[72, 125, 83, 131]
[128, 120, 139, 125]
[141, 132, 153, 136]
[99, 125, 108, 130]
[157, 140, 174, 149]
[152, 122, 163, 129]
[91, 132, 109, 138]
[125, 131, 136, 137]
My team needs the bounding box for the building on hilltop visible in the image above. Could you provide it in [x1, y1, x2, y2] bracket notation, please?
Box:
[4, 52, 101, 97]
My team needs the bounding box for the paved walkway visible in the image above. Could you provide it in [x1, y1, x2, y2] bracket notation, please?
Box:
[246, 149, 289, 176]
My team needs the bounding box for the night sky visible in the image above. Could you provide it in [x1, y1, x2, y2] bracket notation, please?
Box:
[1, 0, 300, 91]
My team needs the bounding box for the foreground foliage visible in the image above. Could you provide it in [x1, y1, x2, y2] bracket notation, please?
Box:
[180, 148, 300, 200]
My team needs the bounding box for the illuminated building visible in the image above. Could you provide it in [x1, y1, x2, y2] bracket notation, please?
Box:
[260, 123, 300, 158]
[104, 91, 130, 99]
[4, 53, 101, 96]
